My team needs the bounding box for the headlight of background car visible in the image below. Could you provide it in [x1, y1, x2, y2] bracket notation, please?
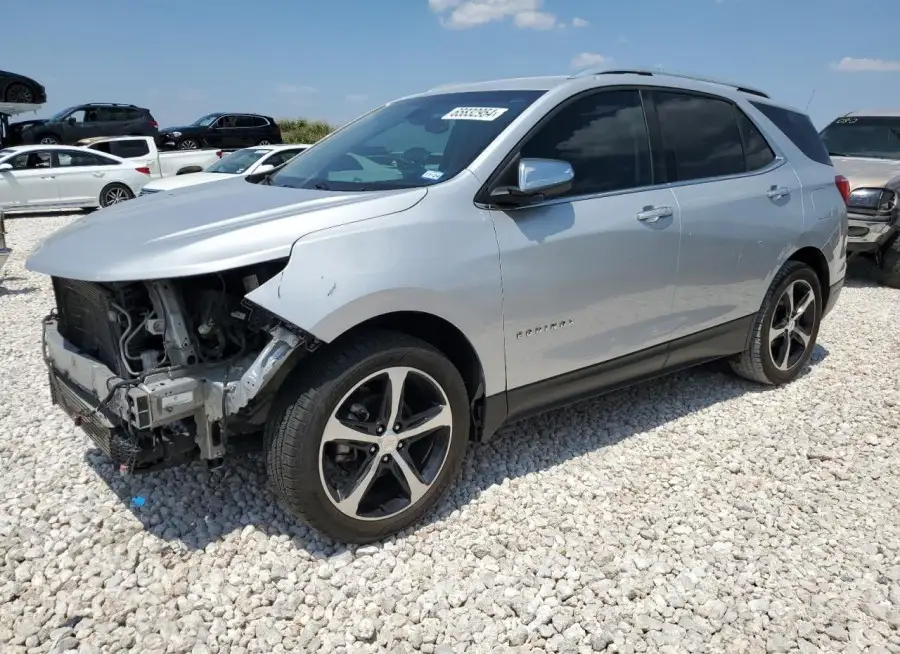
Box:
[168, 131, 182, 138]
[847, 188, 896, 219]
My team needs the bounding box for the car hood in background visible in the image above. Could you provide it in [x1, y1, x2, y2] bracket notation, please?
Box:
[26, 177, 427, 282]
[143, 172, 232, 192]
[832, 156, 900, 191]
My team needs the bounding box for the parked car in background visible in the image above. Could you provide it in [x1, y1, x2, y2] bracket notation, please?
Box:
[6, 103, 159, 146]
[0, 70, 47, 104]
[0, 144, 152, 211]
[76, 135, 225, 179]
[819, 110, 900, 288]
[26, 68, 846, 543]
[158, 113, 281, 150]
[139, 143, 309, 195]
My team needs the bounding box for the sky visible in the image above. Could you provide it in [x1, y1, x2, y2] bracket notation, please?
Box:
[4, 0, 900, 130]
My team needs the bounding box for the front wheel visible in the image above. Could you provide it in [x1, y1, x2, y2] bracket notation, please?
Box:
[264, 330, 470, 543]
[878, 235, 900, 288]
[99, 183, 134, 207]
[177, 138, 200, 149]
[38, 134, 60, 145]
[729, 260, 822, 385]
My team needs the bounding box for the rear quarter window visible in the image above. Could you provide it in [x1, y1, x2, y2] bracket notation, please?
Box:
[750, 101, 832, 166]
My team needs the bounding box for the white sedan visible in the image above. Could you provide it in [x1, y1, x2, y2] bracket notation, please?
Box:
[139, 143, 310, 196]
[0, 144, 151, 212]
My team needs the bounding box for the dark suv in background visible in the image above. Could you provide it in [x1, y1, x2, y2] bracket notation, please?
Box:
[6, 103, 159, 146]
[158, 112, 282, 149]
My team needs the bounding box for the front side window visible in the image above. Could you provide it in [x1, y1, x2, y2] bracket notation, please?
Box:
[265, 149, 305, 167]
[515, 89, 652, 196]
[268, 89, 546, 192]
[6, 151, 51, 169]
[192, 114, 221, 127]
[653, 91, 746, 182]
[818, 116, 900, 160]
[206, 148, 270, 174]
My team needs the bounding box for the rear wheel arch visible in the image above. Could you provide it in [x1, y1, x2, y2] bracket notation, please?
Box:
[787, 246, 830, 307]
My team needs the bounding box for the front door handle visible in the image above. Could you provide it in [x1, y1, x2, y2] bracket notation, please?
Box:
[40, 175, 55, 179]
[767, 186, 790, 200]
[636, 206, 673, 223]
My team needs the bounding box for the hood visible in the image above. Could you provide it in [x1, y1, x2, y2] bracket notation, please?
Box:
[160, 125, 202, 135]
[8, 119, 46, 130]
[143, 171, 228, 192]
[831, 156, 900, 190]
[26, 177, 427, 282]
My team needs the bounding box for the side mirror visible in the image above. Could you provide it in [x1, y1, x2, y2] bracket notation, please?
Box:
[490, 158, 574, 207]
[255, 163, 274, 174]
[0, 163, 12, 171]
[67, 117, 77, 125]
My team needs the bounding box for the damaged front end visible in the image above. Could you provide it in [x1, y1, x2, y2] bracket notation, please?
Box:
[42, 260, 320, 473]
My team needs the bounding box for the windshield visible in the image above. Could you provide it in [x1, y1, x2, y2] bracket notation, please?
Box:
[268, 90, 545, 192]
[206, 148, 270, 174]
[49, 106, 77, 122]
[819, 116, 900, 159]
[191, 113, 221, 127]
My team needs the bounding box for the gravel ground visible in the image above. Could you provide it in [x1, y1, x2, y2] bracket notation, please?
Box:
[1, 213, 899, 654]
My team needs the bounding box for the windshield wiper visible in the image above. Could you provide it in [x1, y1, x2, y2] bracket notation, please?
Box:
[314, 182, 331, 191]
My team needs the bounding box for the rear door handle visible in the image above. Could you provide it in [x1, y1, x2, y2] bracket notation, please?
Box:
[767, 186, 790, 200]
[636, 206, 673, 223]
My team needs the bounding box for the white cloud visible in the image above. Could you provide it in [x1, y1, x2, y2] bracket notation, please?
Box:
[275, 83, 317, 95]
[831, 56, 900, 72]
[429, 0, 558, 30]
[346, 93, 369, 103]
[572, 17, 589, 28]
[570, 52, 611, 69]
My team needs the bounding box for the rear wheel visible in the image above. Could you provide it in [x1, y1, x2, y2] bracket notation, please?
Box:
[99, 183, 134, 207]
[729, 261, 822, 385]
[38, 134, 60, 145]
[4, 82, 33, 103]
[878, 235, 900, 288]
[264, 329, 469, 543]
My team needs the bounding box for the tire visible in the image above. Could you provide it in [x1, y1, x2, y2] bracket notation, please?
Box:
[729, 260, 822, 385]
[99, 183, 134, 207]
[264, 329, 470, 543]
[178, 138, 200, 150]
[257, 139, 272, 146]
[4, 82, 33, 104]
[878, 234, 900, 289]
[37, 134, 60, 145]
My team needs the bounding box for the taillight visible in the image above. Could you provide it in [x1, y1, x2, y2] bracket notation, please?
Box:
[835, 174, 850, 205]
[136, 166, 151, 175]
[149, 119, 158, 128]
[216, 150, 223, 158]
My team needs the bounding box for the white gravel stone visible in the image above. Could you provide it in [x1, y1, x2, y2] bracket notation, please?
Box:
[1, 214, 900, 653]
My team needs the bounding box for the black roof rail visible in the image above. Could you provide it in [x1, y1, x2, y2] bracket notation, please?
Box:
[571, 67, 771, 99]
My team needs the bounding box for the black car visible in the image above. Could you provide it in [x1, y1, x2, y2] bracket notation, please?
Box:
[159, 112, 282, 149]
[0, 70, 47, 105]
[7, 103, 159, 146]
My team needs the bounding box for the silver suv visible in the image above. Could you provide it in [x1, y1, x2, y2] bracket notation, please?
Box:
[27, 68, 847, 543]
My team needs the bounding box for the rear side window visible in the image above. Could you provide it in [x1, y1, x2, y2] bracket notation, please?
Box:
[251, 116, 269, 128]
[652, 91, 746, 182]
[735, 109, 776, 171]
[110, 139, 150, 158]
[518, 89, 653, 196]
[750, 101, 832, 166]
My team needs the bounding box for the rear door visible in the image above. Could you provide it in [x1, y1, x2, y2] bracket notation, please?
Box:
[53, 149, 124, 205]
[647, 89, 805, 338]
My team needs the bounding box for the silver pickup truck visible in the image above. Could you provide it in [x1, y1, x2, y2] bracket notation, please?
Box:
[819, 110, 900, 287]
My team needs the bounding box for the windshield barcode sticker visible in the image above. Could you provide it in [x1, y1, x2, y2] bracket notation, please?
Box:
[441, 107, 509, 121]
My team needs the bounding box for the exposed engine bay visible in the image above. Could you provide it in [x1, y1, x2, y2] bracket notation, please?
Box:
[42, 260, 321, 472]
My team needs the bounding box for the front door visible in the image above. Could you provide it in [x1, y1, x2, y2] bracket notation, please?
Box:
[491, 88, 681, 392]
[646, 89, 806, 338]
[0, 150, 59, 208]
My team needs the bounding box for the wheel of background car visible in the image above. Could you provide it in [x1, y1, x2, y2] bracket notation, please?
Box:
[99, 183, 134, 207]
[264, 329, 470, 543]
[729, 260, 822, 385]
[4, 82, 33, 104]
[257, 139, 272, 146]
[178, 139, 200, 150]
[176, 166, 202, 175]
[878, 235, 900, 289]
[39, 135, 60, 145]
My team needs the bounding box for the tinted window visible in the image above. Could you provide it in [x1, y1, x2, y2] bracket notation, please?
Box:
[736, 109, 776, 171]
[270, 89, 545, 192]
[653, 91, 745, 182]
[518, 89, 652, 196]
[251, 116, 269, 128]
[110, 139, 150, 158]
[235, 116, 256, 128]
[818, 116, 900, 160]
[751, 101, 832, 166]
[265, 149, 304, 167]
[56, 151, 118, 167]
[7, 151, 51, 169]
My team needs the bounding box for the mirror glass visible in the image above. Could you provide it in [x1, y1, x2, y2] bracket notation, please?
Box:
[517, 158, 574, 194]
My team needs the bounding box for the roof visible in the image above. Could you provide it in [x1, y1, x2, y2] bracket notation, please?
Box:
[843, 108, 900, 118]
